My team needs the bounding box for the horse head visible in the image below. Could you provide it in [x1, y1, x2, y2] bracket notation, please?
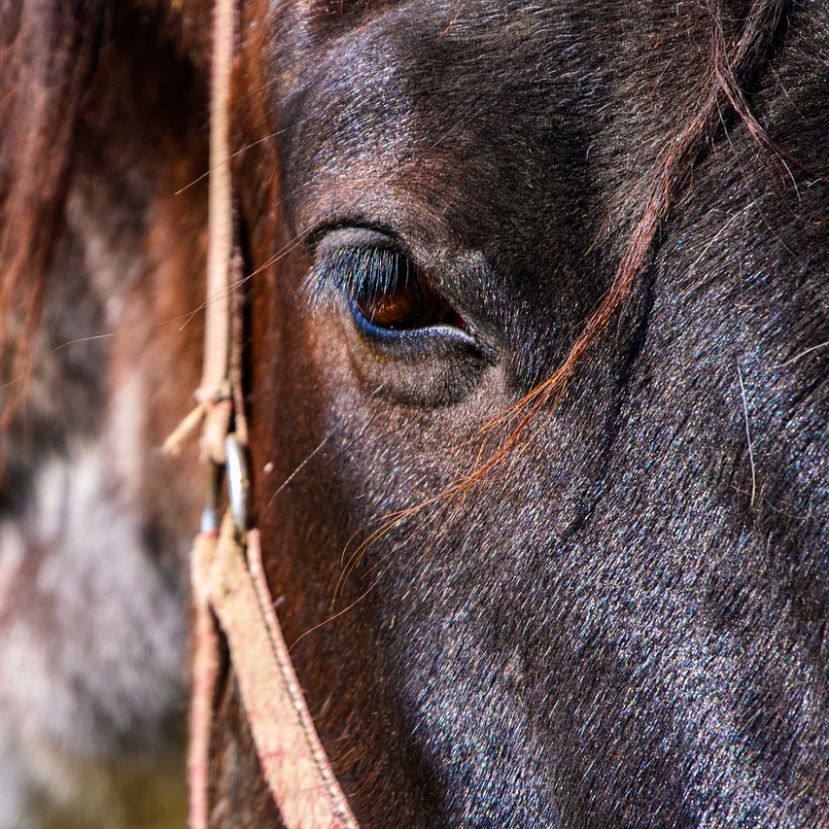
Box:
[0, 1, 826, 827]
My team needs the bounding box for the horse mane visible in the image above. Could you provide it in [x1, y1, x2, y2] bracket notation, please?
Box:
[0, 0, 103, 420]
[465, 0, 792, 487]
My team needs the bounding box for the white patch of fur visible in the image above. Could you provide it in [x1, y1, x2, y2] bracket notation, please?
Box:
[0, 371, 187, 827]
[0, 524, 24, 612]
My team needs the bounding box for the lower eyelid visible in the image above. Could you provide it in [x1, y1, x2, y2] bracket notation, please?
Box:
[348, 292, 479, 352]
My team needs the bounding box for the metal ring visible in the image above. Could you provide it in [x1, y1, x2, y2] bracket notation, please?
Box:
[199, 462, 220, 535]
[224, 433, 249, 537]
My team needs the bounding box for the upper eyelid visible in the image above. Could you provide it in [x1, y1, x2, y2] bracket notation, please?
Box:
[304, 222, 475, 318]
[307, 223, 407, 260]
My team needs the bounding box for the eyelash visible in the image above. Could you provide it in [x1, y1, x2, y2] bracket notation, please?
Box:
[307, 243, 470, 338]
[304, 247, 402, 313]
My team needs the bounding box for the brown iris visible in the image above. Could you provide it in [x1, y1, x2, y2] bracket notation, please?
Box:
[352, 249, 462, 332]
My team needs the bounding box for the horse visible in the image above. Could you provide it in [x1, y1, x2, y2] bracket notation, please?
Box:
[1, 0, 827, 826]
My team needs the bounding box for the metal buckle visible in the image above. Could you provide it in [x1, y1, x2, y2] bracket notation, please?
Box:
[199, 432, 249, 539]
[224, 433, 249, 538]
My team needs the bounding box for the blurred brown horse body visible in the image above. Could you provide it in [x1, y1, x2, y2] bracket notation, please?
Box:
[2, 1, 828, 827]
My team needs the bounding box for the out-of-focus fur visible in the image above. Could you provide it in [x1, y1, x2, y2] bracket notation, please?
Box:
[0, 2, 209, 824]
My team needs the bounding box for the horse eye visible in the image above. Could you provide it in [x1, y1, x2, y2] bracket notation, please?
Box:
[350, 249, 464, 332]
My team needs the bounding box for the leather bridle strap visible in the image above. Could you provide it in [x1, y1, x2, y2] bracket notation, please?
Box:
[192, 519, 360, 829]
[178, 1, 361, 827]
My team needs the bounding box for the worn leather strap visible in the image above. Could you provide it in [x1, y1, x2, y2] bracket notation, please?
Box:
[188, 532, 221, 829]
[192, 517, 360, 829]
[198, 0, 235, 469]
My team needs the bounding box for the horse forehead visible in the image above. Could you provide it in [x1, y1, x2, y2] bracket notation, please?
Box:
[301, 0, 573, 30]
[292, 0, 584, 83]
[272, 1, 597, 234]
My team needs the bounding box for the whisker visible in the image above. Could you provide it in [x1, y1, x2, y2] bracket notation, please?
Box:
[266, 423, 340, 509]
[737, 362, 757, 509]
[174, 131, 283, 196]
[775, 339, 829, 369]
[289, 575, 383, 653]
